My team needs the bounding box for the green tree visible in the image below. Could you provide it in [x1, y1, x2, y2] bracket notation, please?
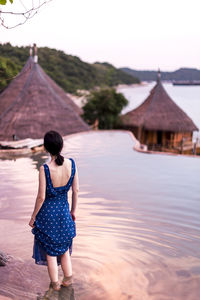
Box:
[82, 88, 128, 129]
[0, 56, 19, 91]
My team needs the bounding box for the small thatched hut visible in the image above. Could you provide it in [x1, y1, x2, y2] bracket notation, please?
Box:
[121, 72, 199, 152]
[0, 47, 90, 141]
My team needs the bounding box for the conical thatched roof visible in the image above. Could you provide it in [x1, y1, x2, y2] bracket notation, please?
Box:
[121, 76, 198, 132]
[0, 55, 90, 141]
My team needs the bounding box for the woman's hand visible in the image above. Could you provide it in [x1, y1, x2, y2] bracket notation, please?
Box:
[70, 210, 76, 221]
[29, 216, 35, 228]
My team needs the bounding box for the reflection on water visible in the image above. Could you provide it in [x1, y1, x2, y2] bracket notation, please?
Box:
[39, 284, 75, 300]
[30, 152, 49, 171]
[0, 130, 200, 300]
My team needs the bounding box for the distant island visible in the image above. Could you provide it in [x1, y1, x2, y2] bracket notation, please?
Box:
[0, 43, 139, 93]
[120, 67, 200, 82]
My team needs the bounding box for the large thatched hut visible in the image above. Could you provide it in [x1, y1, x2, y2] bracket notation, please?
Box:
[0, 47, 90, 141]
[121, 72, 198, 152]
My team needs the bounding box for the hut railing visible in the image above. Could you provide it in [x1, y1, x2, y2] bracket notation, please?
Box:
[147, 138, 194, 153]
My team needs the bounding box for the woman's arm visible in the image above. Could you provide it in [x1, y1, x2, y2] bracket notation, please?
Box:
[71, 164, 79, 221]
[29, 165, 46, 227]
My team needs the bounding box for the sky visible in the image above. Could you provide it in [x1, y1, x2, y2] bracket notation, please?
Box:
[0, 0, 200, 71]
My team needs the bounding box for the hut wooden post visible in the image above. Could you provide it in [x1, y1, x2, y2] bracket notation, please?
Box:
[193, 137, 198, 155]
[180, 137, 184, 154]
[193, 140, 196, 155]
[138, 126, 143, 144]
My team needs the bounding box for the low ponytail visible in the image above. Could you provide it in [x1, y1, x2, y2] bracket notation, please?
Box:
[44, 131, 64, 165]
[55, 153, 64, 166]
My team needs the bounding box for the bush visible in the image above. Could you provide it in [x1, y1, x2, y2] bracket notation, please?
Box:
[0, 56, 20, 91]
[82, 88, 128, 129]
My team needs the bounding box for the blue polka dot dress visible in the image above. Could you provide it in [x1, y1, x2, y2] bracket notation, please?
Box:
[31, 158, 76, 266]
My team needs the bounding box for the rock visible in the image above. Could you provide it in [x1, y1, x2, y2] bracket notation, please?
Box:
[0, 250, 8, 266]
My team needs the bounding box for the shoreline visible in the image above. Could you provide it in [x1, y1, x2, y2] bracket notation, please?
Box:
[67, 82, 146, 109]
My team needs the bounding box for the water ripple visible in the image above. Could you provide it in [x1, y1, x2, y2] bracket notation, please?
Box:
[0, 130, 200, 300]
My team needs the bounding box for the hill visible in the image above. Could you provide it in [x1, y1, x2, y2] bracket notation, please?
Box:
[0, 43, 139, 93]
[120, 67, 200, 82]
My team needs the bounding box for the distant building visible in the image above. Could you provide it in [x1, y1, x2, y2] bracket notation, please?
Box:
[121, 71, 199, 153]
[0, 46, 90, 141]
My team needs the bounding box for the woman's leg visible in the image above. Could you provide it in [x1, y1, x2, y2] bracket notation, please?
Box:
[60, 249, 72, 277]
[46, 254, 59, 282]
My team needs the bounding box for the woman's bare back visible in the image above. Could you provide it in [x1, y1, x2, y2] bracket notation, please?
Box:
[47, 158, 72, 188]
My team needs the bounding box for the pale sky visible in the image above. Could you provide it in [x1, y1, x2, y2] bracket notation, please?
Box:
[0, 0, 200, 71]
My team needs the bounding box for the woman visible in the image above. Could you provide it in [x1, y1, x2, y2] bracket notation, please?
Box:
[29, 130, 79, 291]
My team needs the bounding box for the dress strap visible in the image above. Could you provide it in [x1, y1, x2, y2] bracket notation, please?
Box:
[69, 158, 76, 182]
[43, 164, 51, 187]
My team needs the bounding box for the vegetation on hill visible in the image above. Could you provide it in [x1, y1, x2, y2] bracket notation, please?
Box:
[93, 62, 139, 86]
[82, 88, 128, 129]
[0, 43, 139, 93]
[0, 56, 19, 90]
[121, 67, 200, 82]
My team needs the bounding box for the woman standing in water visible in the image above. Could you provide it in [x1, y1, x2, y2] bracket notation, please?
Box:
[29, 131, 79, 291]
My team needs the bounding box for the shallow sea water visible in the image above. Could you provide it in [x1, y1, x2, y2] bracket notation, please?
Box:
[0, 130, 200, 300]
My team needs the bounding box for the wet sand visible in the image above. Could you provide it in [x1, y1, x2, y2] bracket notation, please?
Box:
[0, 131, 200, 299]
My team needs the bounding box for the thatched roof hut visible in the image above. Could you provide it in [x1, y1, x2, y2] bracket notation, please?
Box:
[0, 49, 90, 141]
[122, 76, 198, 132]
[121, 72, 198, 152]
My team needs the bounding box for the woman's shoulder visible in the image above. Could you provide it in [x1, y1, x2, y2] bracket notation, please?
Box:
[64, 157, 76, 169]
[40, 158, 75, 169]
[64, 157, 75, 163]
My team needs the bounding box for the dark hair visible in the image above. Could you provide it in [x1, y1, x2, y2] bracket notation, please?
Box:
[44, 131, 64, 166]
